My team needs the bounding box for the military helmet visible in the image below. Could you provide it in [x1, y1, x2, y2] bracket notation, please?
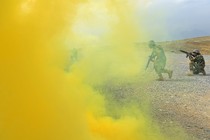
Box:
[192, 49, 200, 54]
[149, 40, 156, 48]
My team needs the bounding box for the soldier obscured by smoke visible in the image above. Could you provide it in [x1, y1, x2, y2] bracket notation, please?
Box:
[147, 40, 173, 81]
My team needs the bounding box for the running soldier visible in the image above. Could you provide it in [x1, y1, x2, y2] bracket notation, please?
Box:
[147, 40, 173, 81]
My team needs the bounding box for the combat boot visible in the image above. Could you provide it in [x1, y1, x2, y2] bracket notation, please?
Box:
[156, 78, 164, 81]
[202, 69, 206, 75]
[157, 75, 164, 81]
[187, 71, 193, 76]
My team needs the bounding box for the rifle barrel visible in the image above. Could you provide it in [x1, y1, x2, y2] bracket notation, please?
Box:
[180, 50, 188, 54]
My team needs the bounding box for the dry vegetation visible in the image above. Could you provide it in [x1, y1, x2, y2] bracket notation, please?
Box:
[159, 36, 210, 54]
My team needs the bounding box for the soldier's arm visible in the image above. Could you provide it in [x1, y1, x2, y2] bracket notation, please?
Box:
[150, 50, 156, 61]
[198, 55, 205, 66]
[189, 55, 195, 61]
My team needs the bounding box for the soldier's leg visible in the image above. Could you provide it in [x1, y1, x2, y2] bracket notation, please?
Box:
[159, 62, 173, 79]
[157, 73, 164, 81]
[154, 66, 164, 81]
[188, 62, 194, 76]
[162, 69, 173, 79]
[157, 61, 173, 79]
[197, 64, 206, 75]
[200, 68, 206, 75]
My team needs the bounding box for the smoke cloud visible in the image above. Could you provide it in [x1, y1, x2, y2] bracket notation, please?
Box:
[0, 0, 187, 140]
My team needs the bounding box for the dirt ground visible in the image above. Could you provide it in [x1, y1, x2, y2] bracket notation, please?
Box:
[97, 53, 210, 140]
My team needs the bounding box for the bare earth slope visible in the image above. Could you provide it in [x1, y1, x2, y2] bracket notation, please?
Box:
[160, 36, 210, 54]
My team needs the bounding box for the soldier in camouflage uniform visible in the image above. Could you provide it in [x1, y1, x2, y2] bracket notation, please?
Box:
[148, 40, 173, 81]
[188, 49, 206, 75]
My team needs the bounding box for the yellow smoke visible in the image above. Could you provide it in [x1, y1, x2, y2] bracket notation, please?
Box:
[0, 0, 187, 140]
[71, 0, 149, 84]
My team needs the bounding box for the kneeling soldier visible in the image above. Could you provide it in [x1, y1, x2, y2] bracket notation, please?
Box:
[188, 49, 206, 76]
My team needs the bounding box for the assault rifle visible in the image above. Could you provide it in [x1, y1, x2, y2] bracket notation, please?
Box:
[179, 50, 194, 58]
[145, 53, 155, 70]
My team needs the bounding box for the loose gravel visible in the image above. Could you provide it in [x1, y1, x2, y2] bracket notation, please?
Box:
[144, 53, 210, 140]
[97, 53, 210, 140]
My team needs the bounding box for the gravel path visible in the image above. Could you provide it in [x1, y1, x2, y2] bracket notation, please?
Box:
[144, 53, 210, 140]
[97, 53, 210, 140]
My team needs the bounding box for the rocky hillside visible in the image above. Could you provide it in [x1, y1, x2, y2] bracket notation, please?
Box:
[159, 36, 210, 54]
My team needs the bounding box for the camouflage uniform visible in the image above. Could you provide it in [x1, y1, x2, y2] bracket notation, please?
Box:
[189, 50, 206, 75]
[149, 40, 173, 80]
